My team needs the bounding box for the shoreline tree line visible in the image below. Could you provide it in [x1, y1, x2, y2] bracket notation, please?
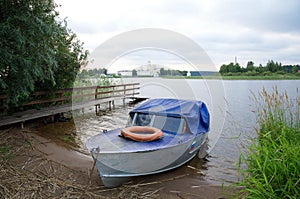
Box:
[219, 60, 300, 76]
[80, 60, 300, 77]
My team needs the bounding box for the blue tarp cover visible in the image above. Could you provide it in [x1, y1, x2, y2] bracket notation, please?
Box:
[129, 98, 210, 135]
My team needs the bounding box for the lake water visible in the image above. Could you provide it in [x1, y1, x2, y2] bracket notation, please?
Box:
[71, 78, 299, 185]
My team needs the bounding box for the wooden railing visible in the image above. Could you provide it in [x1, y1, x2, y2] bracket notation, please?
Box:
[0, 83, 140, 114]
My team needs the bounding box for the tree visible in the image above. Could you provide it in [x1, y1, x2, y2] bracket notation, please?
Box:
[219, 64, 229, 74]
[39, 21, 88, 91]
[180, 70, 188, 76]
[292, 65, 299, 74]
[256, 64, 266, 73]
[79, 69, 88, 78]
[0, 0, 88, 108]
[246, 61, 255, 71]
[160, 68, 166, 76]
[100, 68, 107, 75]
[266, 60, 282, 73]
[219, 62, 241, 74]
[132, 69, 137, 77]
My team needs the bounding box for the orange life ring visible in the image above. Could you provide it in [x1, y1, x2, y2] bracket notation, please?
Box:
[121, 126, 163, 142]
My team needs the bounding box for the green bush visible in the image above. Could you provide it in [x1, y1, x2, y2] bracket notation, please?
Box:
[245, 71, 259, 76]
[262, 71, 272, 76]
[276, 70, 286, 75]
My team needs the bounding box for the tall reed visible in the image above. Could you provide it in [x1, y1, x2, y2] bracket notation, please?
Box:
[239, 87, 300, 198]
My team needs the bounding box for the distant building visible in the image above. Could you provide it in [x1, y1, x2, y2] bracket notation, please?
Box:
[135, 61, 160, 77]
[117, 70, 132, 76]
[190, 71, 218, 76]
[190, 71, 201, 76]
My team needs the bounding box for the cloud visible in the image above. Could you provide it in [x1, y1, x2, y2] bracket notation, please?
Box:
[212, 0, 300, 33]
[56, 0, 300, 68]
[152, 0, 203, 17]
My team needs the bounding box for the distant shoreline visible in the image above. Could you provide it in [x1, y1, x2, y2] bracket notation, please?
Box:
[160, 75, 300, 80]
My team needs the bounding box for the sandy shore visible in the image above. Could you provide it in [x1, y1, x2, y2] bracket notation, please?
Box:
[0, 125, 243, 198]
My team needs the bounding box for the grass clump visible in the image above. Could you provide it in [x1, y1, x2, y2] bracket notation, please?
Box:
[239, 87, 300, 198]
[0, 146, 13, 161]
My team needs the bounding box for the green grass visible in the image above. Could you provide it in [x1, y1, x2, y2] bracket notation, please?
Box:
[0, 146, 13, 161]
[238, 87, 300, 198]
[220, 75, 300, 80]
[63, 134, 76, 145]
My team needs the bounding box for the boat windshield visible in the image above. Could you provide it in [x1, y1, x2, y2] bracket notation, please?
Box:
[128, 113, 188, 134]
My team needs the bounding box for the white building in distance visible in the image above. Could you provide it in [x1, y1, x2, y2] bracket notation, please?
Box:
[117, 61, 162, 77]
[117, 70, 132, 76]
[136, 61, 160, 77]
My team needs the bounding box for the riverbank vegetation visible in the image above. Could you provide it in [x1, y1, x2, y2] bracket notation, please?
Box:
[162, 74, 300, 80]
[74, 68, 121, 90]
[238, 88, 300, 198]
[220, 60, 300, 77]
[161, 60, 300, 80]
[0, 0, 88, 110]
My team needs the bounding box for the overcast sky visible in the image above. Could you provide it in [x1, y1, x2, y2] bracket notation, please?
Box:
[56, 0, 300, 71]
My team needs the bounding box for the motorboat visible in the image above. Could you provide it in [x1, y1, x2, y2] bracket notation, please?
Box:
[86, 98, 210, 187]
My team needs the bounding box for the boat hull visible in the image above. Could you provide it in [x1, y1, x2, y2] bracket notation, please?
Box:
[90, 133, 207, 187]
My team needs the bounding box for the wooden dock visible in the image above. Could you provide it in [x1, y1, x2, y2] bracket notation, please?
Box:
[0, 83, 145, 127]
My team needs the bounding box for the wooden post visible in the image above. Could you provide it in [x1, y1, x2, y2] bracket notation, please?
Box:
[95, 87, 98, 99]
[108, 101, 112, 110]
[124, 85, 126, 97]
[132, 84, 134, 97]
[123, 85, 126, 107]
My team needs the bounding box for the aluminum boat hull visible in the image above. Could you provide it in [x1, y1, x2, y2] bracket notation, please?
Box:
[87, 130, 207, 187]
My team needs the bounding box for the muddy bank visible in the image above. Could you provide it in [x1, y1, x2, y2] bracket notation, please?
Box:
[0, 126, 242, 198]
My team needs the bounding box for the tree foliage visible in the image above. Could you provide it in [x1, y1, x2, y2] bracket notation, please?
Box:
[0, 0, 88, 108]
[132, 69, 137, 77]
[266, 60, 282, 73]
[159, 68, 186, 76]
[219, 60, 299, 76]
[78, 68, 107, 78]
[219, 62, 242, 74]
